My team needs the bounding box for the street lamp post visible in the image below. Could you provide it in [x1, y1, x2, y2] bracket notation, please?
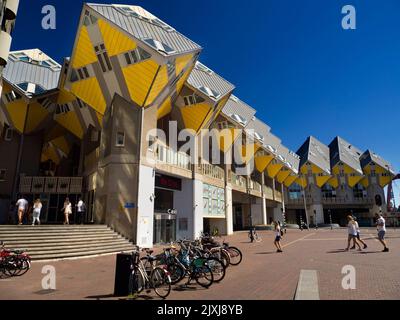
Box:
[314, 210, 318, 230]
[328, 209, 333, 230]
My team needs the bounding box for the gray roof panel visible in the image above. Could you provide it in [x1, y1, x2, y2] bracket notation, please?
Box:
[360, 150, 395, 174]
[329, 137, 363, 174]
[87, 4, 202, 56]
[245, 117, 271, 143]
[297, 136, 331, 174]
[187, 62, 235, 101]
[222, 95, 256, 127]
[3, 50, 61, 93]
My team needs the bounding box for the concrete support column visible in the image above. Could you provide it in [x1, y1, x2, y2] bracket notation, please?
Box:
[310, 204, 324, 225]
[260, 173, 267, 225]
[262, 196, 267, 225]
[193, 179, 204, 239]
[225, 185, 234, 235]
[136, 165, 155, 248]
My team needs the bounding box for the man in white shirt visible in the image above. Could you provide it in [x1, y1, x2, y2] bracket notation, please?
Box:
[15, 197, 28, 225]
[76, 198, 86, 225]
[375, 213, 389, 252]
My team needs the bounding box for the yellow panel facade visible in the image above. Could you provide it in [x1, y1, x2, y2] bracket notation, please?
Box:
[327, 176, 339, 188]
[51, 136, 70, 155]
[147, 65, 169, 105]
[122, 59, 160, 107]
[71, 26, 98, 69]
[57, 89, 76, 104]
[284, 175, 298, 188]
[266, 162, 284, 179]
[315, 175, 331, 188]
[360, 176, 369, 188]
[276, 169, 291, 184]
[5, 100, 28, 133]
[180, 102, 210, 132]
[71, 77, 107, 115]
[55, 112, 84, 139]
[218, 128, 241, 153]
[255, 154, 274, 173]
[296, 176, 308, 188]
[25, 103, 49, 133]
[176, 67, 194, 95]
[241, 143, 260, 165]
[175, 54, 194, 77]
[98, 19, 137, 57]
[157, 96, 172, 120]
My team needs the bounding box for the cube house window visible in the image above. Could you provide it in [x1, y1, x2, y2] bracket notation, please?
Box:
[116, 132, 125, 147]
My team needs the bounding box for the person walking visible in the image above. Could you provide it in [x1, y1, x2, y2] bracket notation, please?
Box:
[345, 215, 363, 251]
[76, 198, 86, 225]
[62, 198, 72, 225]
[273, 221, 283, 253]
[32, 199, 42, 226]
[350, 218, 368, 250]
[15, 197, 28, 225]
[375, 213, 389, 252]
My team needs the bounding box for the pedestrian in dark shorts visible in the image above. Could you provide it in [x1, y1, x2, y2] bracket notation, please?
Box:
[273, 221, 283, 253]
[350, 218, 368, 250]
[345, 215, 363, 251]
[375, 213, 389, 252]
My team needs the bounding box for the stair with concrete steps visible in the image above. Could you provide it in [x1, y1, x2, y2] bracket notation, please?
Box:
[0, 225, 136, 261]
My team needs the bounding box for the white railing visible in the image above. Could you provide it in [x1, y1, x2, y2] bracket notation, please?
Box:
[198, 163, 225, 180]
[156, 145, 191, 171]
[263, 185, 274, 200]
[230, 172, 247, 189]
[19, 176, 83, 194]
[249, 180, 262, 193]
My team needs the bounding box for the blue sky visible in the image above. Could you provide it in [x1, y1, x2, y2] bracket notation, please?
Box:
[11, 0, 400, 205]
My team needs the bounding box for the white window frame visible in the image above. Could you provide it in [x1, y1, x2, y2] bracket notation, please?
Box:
[116, 132, 125, 147]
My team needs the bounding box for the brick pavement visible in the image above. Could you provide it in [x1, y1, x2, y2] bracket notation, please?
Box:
[1, 228, 399, 300]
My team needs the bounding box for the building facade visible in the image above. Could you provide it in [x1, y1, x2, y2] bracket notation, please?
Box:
[0, 0, 19, 105]
[284, 136, 396, 227]
[0, 3, 396, 247]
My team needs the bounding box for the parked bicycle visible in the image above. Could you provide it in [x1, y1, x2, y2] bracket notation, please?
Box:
[0, 241, 31, 278]
[128, 246, 171, 299]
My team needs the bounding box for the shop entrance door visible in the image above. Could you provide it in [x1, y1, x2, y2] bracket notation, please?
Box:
[154, 213, 177, 244]
[233, 205, 243, 231]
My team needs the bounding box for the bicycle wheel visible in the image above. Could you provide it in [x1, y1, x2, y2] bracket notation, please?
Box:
[206, 258, 226, 283]
[210, 248, 230, 268]
[14, 257, 31, 276]
[151, 267, 171, 299]
[255, 235, 262, 243]
[227, 247, 242, 266]
[129, 268, 145, 296]
[166, 262, 185, 285]
[193, 260, 214, 288]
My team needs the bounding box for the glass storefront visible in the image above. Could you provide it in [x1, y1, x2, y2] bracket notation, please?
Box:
[153, 174, 182, 244]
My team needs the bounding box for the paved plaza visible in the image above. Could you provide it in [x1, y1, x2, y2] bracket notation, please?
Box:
[1, 228, 399, 300]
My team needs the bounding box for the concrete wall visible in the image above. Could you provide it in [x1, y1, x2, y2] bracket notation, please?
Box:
[174, 178, 194, 240]
[136, 164, 155, 248]
[193, 179, 204, 239]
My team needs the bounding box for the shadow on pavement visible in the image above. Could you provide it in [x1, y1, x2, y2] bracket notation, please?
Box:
[255, 252, 278, 255]
[86, 293, 115, 299]
[326, 249, 348, 254]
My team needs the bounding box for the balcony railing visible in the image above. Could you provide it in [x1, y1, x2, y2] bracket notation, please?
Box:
[274, 190, 282, 202]
[249, 180, 262, 193]
[198, 163, 225, 180]
[230, 172, 247, 189]
[19, 176, 83, 194]
[322, 197, 374, 205]
[263, 185, 274, 200]
[156, 145, 191, 171]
